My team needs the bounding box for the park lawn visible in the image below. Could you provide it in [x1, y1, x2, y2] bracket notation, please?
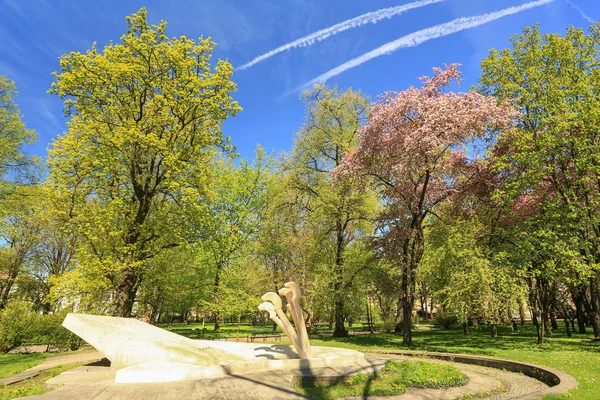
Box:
[0, 354, 47, 379]
[310, 323, 599, 400]
[0, 364, 78, 400]
[163, 322, 279, 340]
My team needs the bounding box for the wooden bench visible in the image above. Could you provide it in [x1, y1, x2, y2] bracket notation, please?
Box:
[247, 331, 282, 342]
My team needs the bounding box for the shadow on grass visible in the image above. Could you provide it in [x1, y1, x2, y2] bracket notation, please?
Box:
[311, 323, 598, 356]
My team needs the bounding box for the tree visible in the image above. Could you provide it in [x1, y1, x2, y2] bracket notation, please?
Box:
[422, 215, 525, 337]
[480, 23, 600, 339]
[284, 85, 376, 337]
[337, 65, 514, 345]
[0, 75, 37, 192]
[47, 8, 241, 316]
[0, 186, 41, 309]
[197, 148, 272, 331]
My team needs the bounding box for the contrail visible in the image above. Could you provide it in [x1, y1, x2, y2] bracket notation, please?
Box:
[237, 0, 446, 70]
[564, 0, 595, 24]
[298, 0, 554, 90]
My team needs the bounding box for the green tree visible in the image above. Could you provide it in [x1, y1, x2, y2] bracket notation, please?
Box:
[480, 23, 600, 339]
[0, 186, 41, 309]
[197, 148, 272, 331]
[0, 75, 37, 192]
[47, 8, 240, 316]
[284, 85, 376, 337]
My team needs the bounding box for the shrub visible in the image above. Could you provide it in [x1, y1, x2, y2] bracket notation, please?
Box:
[381, 317, 397, 333]
[432, 314, 459, 329]
[0, 302, 80, 353]
[0, 301, 36, 352]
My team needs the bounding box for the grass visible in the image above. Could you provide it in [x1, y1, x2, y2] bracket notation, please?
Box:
[308, 323, 599, 400]
[296, 359, 468, 399]
[0, 354, 47, 380]
[159, 322, 260, 340]
[0, 364, 78, 400]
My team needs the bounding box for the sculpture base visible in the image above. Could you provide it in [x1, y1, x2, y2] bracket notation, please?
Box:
[115, 343, 365, 383]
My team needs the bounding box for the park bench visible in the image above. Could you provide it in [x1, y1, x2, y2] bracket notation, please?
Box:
[247, 330, 282, 342]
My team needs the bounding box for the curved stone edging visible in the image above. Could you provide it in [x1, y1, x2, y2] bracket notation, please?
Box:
[365, 349, 578, 399]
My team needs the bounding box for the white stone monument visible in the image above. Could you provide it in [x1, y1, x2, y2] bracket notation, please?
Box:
[62, 282, 364, 384]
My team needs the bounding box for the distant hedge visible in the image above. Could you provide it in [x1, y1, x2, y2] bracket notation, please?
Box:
[0, 301, 80, 353]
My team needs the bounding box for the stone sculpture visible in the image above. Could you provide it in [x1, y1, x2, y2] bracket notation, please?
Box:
[61, 281, 364, 383]
[258, 281, 312, 358]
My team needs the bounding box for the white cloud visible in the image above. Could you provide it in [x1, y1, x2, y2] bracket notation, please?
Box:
[237, 0, 446, 70]
[298, 0, 555, 90]
[564, 0, 595, 24]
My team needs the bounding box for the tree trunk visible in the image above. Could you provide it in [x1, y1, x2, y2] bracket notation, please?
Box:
[394, 297, 403, 333]
[519, 302, 526, 325]
[333, 297, 348, 337]
[402, 294, 413, 345]
[332, 218, 348, 338]
[589, 276, 600, 339]
[550, 312, 558, 331]
[573, 289, 587, 334]
[491, 324, 498, 338]
[463, 322, 469, 336]
[532, 308, 544, 344]
[213, 263, 223, 332]
[564, 312, 571, 338]
[112, 266, 139, 317]
[543, 312, 552, 336]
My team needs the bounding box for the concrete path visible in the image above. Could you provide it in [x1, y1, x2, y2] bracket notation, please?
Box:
[20, 354, 547, 400]
[0, 350, 103, 386]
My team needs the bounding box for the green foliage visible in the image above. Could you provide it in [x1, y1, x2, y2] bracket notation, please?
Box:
[295, 359, 466, 399]
[0, 302, 79, 353]
[432, 314, 459, 329]
[274, 84, 376, 334]
[421, 215, 525, 327]
[0, 75, 38, 186]
[0, 301, 34, 352]
[47, 7, 241, 316]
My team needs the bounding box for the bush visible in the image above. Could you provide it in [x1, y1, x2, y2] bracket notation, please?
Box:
[432, 314, 459, 329]
[0, 301, 35, 352]
[0, 302, 80, 353]
[382, 317, 397, 333]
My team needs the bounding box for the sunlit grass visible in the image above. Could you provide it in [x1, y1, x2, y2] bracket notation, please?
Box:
[295, 360, 467, 400]
[0, 364, 78, 400]
[309, 323, 599, 400]
[0, 354, 47, 380]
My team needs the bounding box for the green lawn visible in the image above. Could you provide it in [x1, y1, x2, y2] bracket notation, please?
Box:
[0, 364, 78, 400]
[308, 324, 599, 400]
[296, 360, 468, 399]
[0, 354, 47, 380]
[161, 322, 280, 340]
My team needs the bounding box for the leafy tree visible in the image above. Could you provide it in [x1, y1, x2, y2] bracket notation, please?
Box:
[197, 148, 272, 331]
[0, 185, 42, 309]
[0, 75, 37, 191]
[47, 8, 240, 316]
[422, 216, 525, 337]
[337, 65, 514, 345]
[284, 85, 376, 337]
[480, 23, 600, 339]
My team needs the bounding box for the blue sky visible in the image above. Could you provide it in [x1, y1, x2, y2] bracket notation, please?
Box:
[0, 0, 597, 161]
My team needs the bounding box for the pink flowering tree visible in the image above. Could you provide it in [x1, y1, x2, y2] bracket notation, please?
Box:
[336, 64, 515, 345]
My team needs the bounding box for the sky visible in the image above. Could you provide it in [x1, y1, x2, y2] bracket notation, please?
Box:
[0, 0, 598, 162]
